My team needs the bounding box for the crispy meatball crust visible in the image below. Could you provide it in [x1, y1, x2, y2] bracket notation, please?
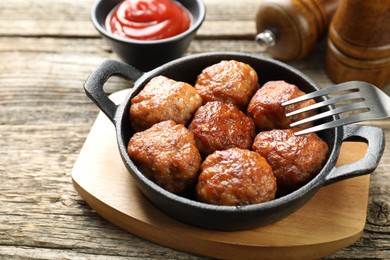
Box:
[247, 80, 316, 131]
[130, 75, 202, 131]
[127, 120, 202, 194]
[196, 148, 277, 206]
[252, 128, 329, 192]
[188, 101, 256, 156]
[194, 60, 260, 110]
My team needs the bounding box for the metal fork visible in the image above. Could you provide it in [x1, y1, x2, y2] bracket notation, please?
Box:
[282, 81, 390, 135]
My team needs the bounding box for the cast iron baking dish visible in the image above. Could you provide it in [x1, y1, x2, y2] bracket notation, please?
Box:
[84, 52, 385, 230]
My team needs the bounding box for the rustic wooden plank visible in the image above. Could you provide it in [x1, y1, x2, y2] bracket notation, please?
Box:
[0, 20, 256, 38]
[0, 123, 201, 259]
[0, 0, 259, 22]
[0, 0, 258, 37]
[0, 37, 332, 79]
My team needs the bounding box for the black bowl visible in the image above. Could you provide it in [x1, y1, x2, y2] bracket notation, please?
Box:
[91, 0, 206, 71]
[84, 52, 385, 230]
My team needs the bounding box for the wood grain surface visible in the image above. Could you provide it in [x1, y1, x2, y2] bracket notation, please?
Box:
[1, 0, 389, 259]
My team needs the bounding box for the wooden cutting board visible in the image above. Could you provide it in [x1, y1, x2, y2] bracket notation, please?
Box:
[72, 89, 370, 260]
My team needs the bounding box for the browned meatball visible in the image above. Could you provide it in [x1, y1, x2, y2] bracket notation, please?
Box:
[247, 80, 316, 131]
[196, 148, 277, 206]
[194, 60, 260, 110]
[252, 128, 329, 193]
[127, 120, 202, 194]
[188, 101, 256, 156]
[130, 75, 202, 131]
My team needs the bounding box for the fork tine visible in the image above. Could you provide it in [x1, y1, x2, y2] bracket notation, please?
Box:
[284, 81, 390, 135]
[286, 92, 363, 117]
[282, 81, 361, 106]
[294, 112, 372, 135]
[290, 101, 368, 127]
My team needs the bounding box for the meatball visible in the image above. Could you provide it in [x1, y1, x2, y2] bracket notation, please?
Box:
[252, 128, 329, 193]
[188, 101, 256, 156]
[130, 75, 202, 131]
[194, 60, 260, 110]
[127, 120, 202, 194]
[196, 148, 277, 206]
[247, 80, 316, 131]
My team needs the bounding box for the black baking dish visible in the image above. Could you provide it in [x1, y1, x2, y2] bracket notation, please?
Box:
[83, 52, 385, 230]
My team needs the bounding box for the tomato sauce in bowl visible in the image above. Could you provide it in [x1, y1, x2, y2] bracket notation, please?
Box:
[107, 0, 191, 41]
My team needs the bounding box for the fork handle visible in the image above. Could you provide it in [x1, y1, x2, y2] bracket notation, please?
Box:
[324, 125, 385, 185]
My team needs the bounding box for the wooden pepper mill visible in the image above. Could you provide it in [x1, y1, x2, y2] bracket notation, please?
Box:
[255, 0, 339, 61]
[325, 0, 390, 88]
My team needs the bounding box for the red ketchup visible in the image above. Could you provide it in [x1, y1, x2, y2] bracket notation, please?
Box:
[108, 0, 191, 40]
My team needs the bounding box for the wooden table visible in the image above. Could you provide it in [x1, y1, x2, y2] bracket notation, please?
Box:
[1, 0, 389, 259]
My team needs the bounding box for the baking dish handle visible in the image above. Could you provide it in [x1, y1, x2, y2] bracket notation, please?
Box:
[324, 124, 385, 185]
[83, 59, 144, 123]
